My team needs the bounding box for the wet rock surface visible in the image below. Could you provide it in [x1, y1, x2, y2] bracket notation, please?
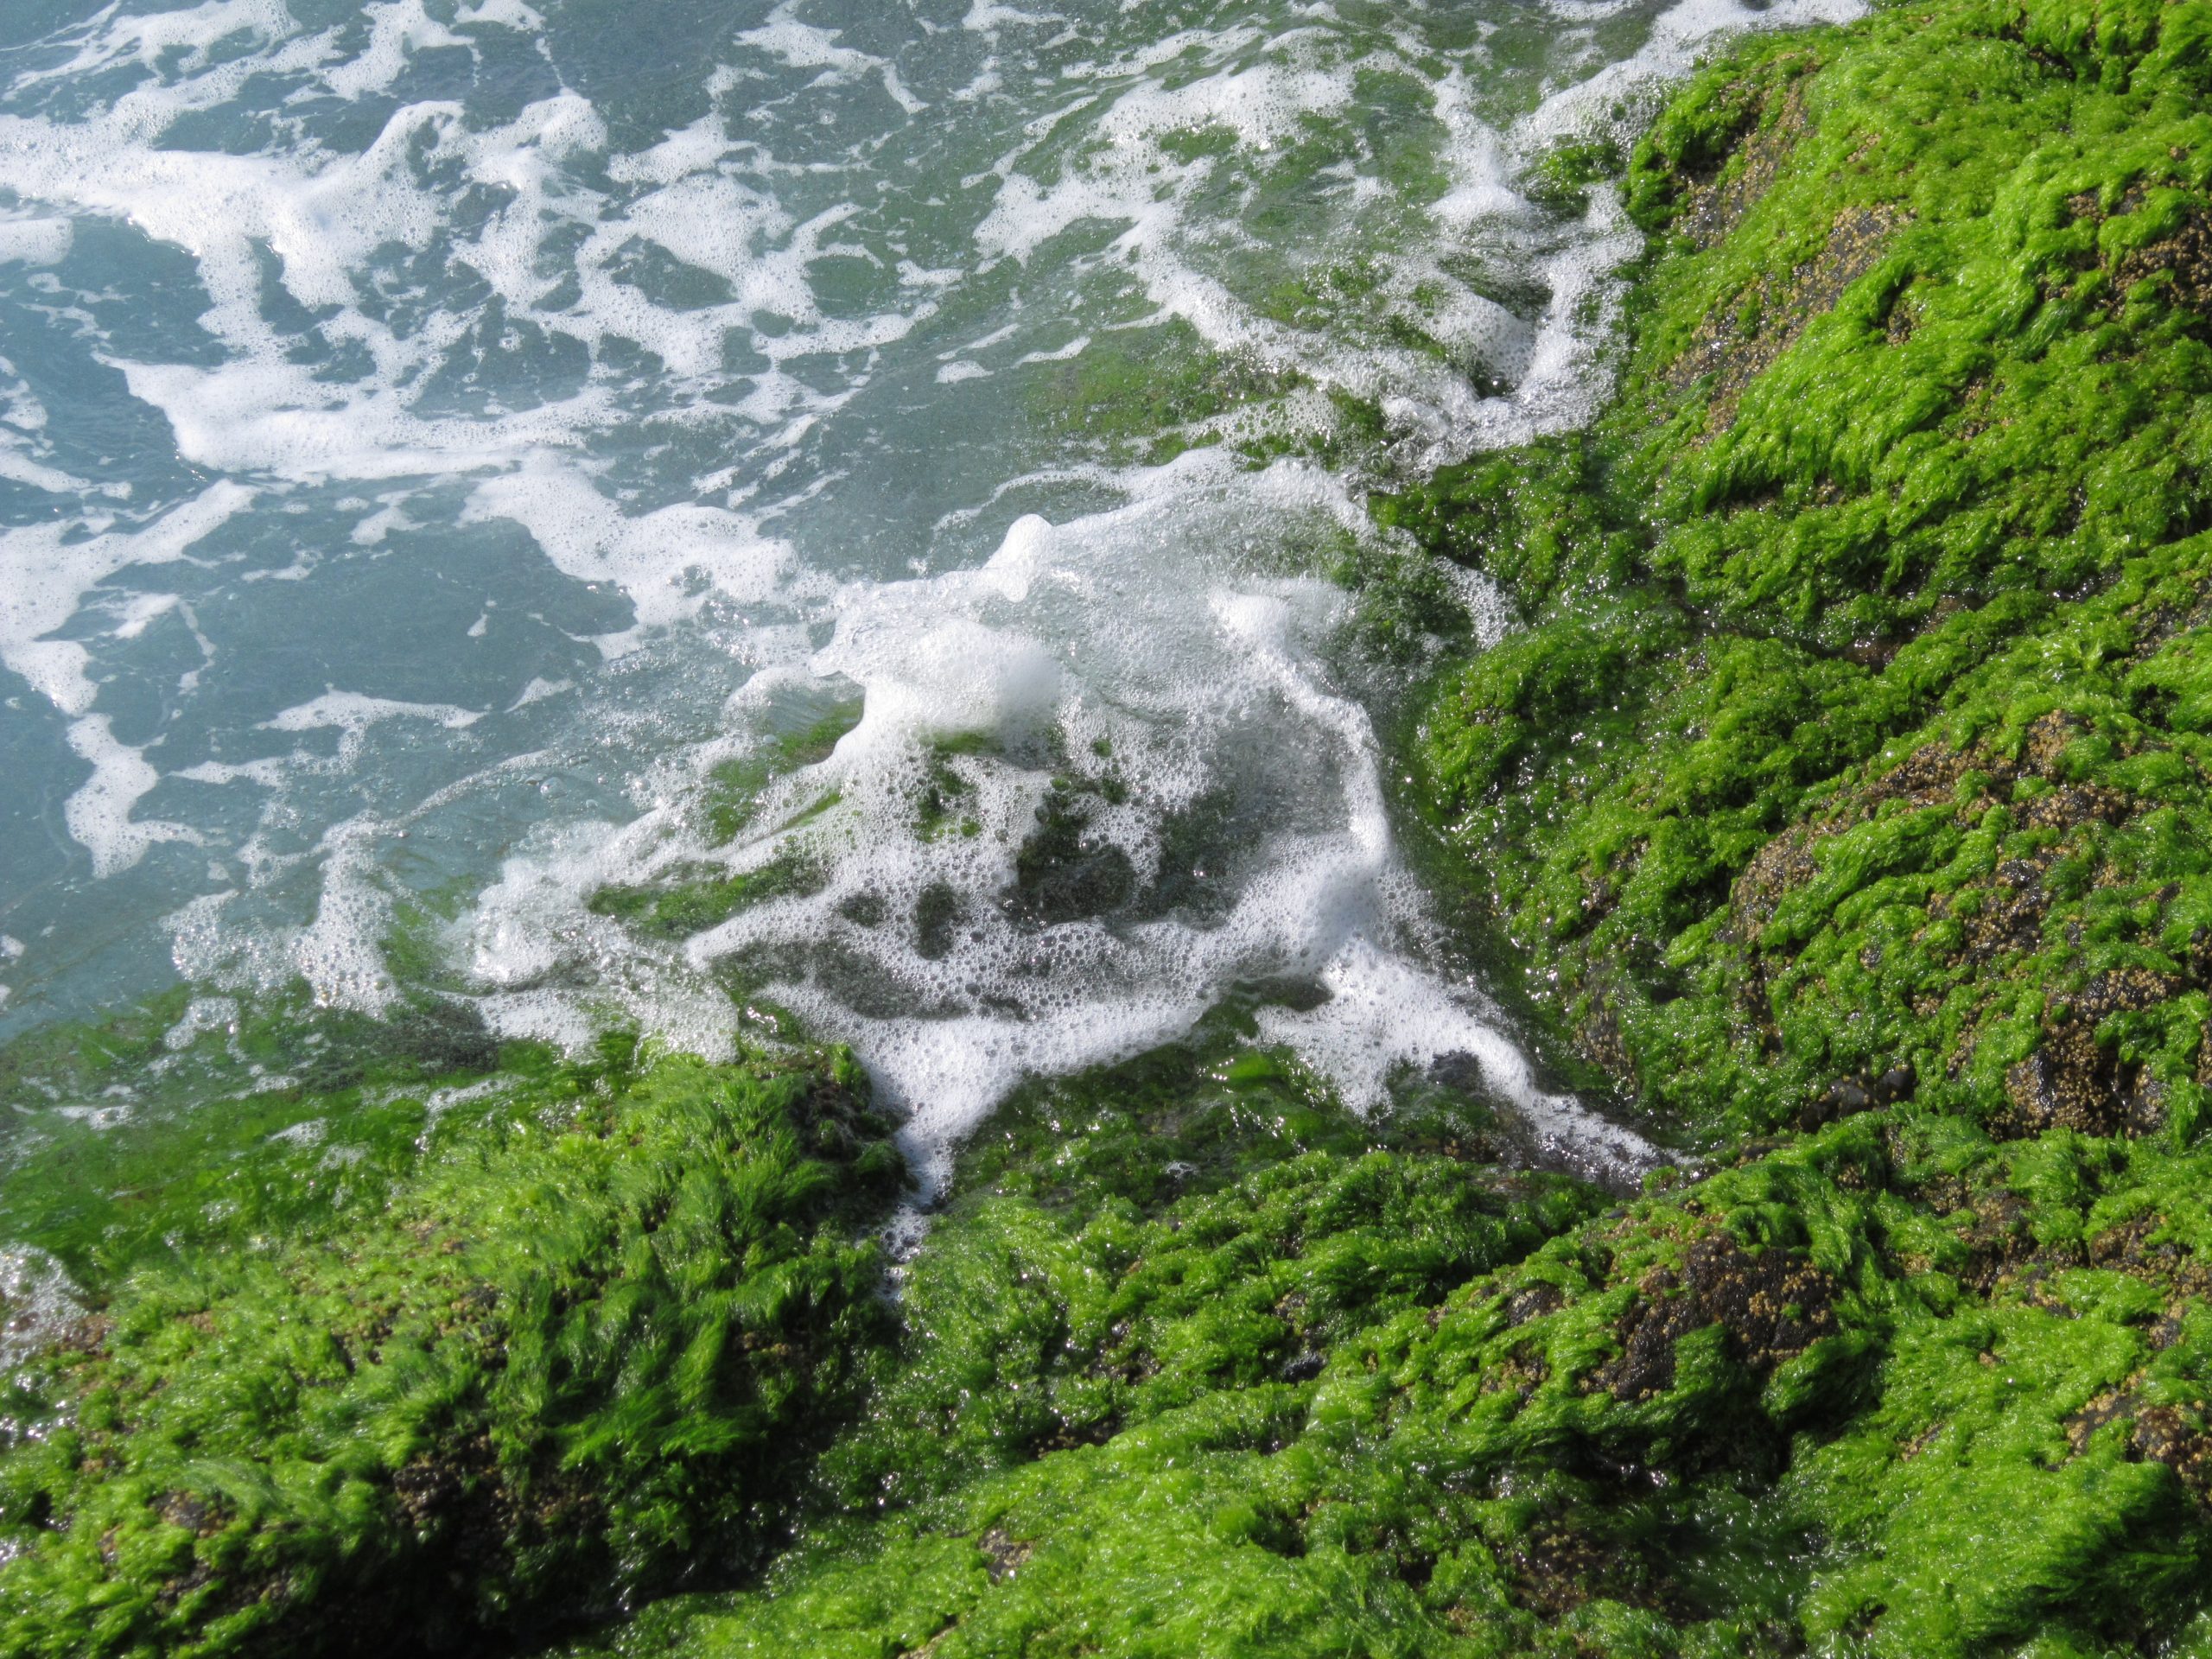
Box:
[13, 0, 2212, 1654]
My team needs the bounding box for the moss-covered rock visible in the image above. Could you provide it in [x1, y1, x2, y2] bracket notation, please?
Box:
[0, 1039, 904, 1658]
[16, 0, 2212, 1653]
[542, 0, 2212, 1649]
[534, 1110, 2212, 1657]
[1403, 0, 2212, 1149]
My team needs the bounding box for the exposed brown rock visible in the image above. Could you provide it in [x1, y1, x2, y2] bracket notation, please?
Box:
[1669, 204, 1908, 429]
[1593, 1233, 1840, 1402]
[1677, 79, 1814, 251]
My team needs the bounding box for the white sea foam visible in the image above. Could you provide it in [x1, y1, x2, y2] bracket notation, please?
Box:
[453, 0, 543, 29]
[964, 2, 1065, 30]
[167, 812, 405, 1014]
[738, 1, 926, 116]
[0, 0, 1863, 1185]
[321, 0, 467, 101]
[254, 691, 485, 772]
[456, 451, 1653, 1191]
[508, 677, 570, 711]
[0, 482, 251, 718]
[263, 692, 483, 735]
[162, 994, 239, 1050]
[0, 217, 71, 265]
[463, 461, 800, 652]
[64, 714, 198, 877]
[13, 0, 300, 92]
[0, 445, 88, 496]
[959, 22, 1553, 462]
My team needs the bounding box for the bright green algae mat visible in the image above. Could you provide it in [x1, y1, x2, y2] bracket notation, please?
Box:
[559, 1117, 2212, 1658]
[562, 0, 2212, 1649]
[0, 1027, 906, 1656]
[1398, 0, 2212, 1150]
[16, 0, 2212, 1652]
[0, 1004, 1606, 1657]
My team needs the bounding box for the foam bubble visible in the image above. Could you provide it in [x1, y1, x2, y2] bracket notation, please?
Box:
[0, 217, 71, 265]
[508, 677, 571, 711]
[957, 26, 1548, 461]
[162, 995, 239, 1050]
[291, 817, 403, 1010]
[13, 0, 300, 92]
[453, 817, 749, 1058]
[1255, 939, 1653, 1178]
[738, 1, 926, 116]
[462, 462, 800, 652]
[320, 0, 467, 101]
[453, 0, 543, 28]
[166, 813, 404, 1014]
[963, 3, 1063, 30]
[0, 444, 88, 496]
[263, 693, 484, 736]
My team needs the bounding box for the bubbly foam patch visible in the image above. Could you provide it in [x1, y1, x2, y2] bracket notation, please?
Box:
[167, 811, 409, 1015]
[0, 217, 71, 265]
[0, 1246, 83, 1379]
[961, 29, 1542, 457]
[459, 452, 1655, 1192]
[162, 994, 240, 1051]
[0, 483, 251, 721]
[462, 463, 802, 653]
[739, 0, 927, 117]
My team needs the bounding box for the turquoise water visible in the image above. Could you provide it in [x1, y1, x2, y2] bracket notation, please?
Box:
[0, 0, 1851, 1187]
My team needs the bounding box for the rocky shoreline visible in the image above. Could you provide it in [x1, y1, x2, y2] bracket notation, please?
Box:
[6, 0, 2212, 1652]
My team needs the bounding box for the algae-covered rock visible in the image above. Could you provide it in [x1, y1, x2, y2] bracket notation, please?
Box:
[0, 1038, 904, 1657]
[1407, 0, 2212, 1151]
[18, 0, 2212, 1653]
[535, 1115, 2212, 1658]
[542, 0, 2212, 1649]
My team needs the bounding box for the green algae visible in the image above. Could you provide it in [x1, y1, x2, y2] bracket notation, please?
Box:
[955, 1023, 1528, 1217]
[537, 1113, 2212, 1659]
[1022, 318, 1293, 463]
[10, 2, 2212, 1654]
[0, 1038, 904, 1658]
[588, 853, 828, 939]
[1408, 0, 2212, 1151]
[582, 702, 862, 938]
[702, 702, 864, 845]
[1345, 0, 2212, 1644]
[0, 988, 509, 1284]
[540, 0, 2212, 1649]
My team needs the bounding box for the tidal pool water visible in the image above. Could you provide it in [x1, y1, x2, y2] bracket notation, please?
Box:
[0, 0, 1853, 1191]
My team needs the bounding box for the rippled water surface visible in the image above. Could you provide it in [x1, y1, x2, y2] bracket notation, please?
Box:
[0, 0, 1854, 1184]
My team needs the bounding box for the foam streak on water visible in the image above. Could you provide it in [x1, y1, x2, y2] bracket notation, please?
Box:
[0, 0, 1859, 1185]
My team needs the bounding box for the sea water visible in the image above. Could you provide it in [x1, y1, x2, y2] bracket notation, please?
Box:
[0, 0, 1856, 1196]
